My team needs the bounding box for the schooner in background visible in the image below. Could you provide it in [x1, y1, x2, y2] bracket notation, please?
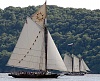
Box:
[64, 54, 90, 76]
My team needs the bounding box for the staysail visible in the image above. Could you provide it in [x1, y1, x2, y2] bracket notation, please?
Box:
[81, 59, 90, 72]
[47, 31, 67, 71]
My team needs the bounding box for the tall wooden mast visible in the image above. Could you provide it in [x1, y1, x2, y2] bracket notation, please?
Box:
[72, 54, 74, 73]
[44, 1, 47, 72]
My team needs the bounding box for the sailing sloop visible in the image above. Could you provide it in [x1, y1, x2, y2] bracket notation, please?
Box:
[64, 54, 90, 76]
[7, 2, 67, 78]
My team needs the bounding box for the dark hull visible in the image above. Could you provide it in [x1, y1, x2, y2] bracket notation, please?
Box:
[65, 73, 85, 76]
[8, 73, 59, 78]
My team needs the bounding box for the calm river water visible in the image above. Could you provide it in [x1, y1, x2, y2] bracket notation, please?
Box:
[0, 73, 100, 81]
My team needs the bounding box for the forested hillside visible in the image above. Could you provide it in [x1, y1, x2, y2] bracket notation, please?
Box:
[0, 5, 100, 73]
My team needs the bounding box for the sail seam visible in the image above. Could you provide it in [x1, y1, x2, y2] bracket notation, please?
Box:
[9, 59, 45, 63]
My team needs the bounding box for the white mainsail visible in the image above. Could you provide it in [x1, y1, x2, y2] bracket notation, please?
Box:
[64, 54, 72, 72]
[7, 17, 45, 70]
[73, 54, 80, 72]
[80, 59, 87, 72]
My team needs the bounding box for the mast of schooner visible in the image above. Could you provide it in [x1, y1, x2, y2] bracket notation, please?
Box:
[44, 1, 47, 73]
[72, 54, 74, 73]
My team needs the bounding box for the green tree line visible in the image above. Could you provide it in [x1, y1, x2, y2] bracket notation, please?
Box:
[0, 5, 100, 73]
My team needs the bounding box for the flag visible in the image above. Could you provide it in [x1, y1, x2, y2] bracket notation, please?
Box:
[31, 2, 46, 27]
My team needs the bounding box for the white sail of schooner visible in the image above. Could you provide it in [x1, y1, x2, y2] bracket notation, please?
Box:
[80, 59, 90, 72]
[64, 54, 72, 72]
[64, 54, 90, 76]
[73, 54, 80, 72]
[7, 1, 67, 78]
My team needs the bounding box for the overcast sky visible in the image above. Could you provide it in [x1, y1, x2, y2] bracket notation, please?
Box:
[0, 0, 100, 10]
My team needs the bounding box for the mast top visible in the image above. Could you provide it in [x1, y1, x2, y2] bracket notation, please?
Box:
[45, 0, 47, 3]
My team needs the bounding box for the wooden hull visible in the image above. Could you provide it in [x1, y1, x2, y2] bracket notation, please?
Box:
[8, 73, 59, 78]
